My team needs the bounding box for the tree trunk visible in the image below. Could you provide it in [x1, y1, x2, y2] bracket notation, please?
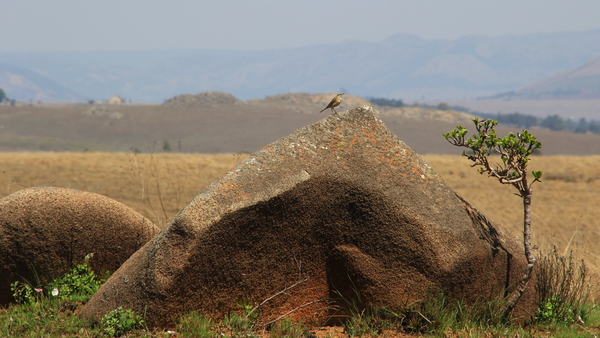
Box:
[501, 187, 536, 318]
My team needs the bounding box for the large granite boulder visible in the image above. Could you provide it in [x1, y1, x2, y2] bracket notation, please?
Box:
[0, 187, 160, 304]
[81, 106, 536, 327]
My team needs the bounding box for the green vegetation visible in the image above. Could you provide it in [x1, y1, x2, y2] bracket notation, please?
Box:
[221, 301, 258, 337]
[177, 311, 215, 338]
[0, 88, 6, 102]
[100, 307, 145, 337]
[163, 139, 172, 152]
[48, 253, 105, 303]
[471, 111, 600, 134]
[332, 281, 597, 337]
[1, 255, 112, 337]
[535, 247, 591, 325]
[269, 318, 310, 338]
[436, 102, 450, 111]
[367, 97, 404, 107]
[1, 249, 598, 337]
[372, 95, 600, 135]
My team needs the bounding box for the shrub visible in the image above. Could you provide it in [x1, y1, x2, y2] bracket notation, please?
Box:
[48, 253, 104, 303]
[100, 306, 145, 337]
[535, 247, 590, 324]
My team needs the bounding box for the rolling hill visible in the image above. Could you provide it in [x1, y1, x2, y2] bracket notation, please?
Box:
[1, 92, 599, 155]
[495, 55, 600, 99]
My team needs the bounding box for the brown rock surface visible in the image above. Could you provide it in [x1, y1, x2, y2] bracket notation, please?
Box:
[0, 187, 160, 304]
[81, 106, 536, 327]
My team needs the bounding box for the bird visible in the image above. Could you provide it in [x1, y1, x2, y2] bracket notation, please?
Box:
[320, 93, 345, 115]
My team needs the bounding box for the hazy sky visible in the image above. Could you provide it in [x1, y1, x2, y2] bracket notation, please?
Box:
[2, 0, 600, 51]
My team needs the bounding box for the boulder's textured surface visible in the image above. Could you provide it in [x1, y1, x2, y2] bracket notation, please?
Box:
[0, 187, 160, 304]
[81, 106, 536, 327]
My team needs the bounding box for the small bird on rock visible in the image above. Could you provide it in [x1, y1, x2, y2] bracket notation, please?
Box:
[320, 93, 345, 115]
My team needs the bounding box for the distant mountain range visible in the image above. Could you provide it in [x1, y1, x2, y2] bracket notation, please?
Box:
[492, 55, 600, 99]
[1, 29, 600, 103]
[0, 64, 84, 102]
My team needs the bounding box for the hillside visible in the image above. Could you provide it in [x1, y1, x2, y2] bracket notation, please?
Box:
[1, 29, 600, 102]
[494, 55, 600, 99]
[0, 64, 84, 102]
[1, 92, 600, 155]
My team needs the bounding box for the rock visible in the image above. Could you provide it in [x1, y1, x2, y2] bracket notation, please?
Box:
[248, 92, 371, 114]
[0, 187, 160, 304]
[163, 91, 245, 108]
[81, 106, 536, 327]
[107, 95, 126, 105]
[377, 106, 476, 124]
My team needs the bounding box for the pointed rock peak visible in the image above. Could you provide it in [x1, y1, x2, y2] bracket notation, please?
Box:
[183, 105, 446, 227]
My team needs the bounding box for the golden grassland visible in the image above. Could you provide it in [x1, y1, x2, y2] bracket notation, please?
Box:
[427, 155, 600, 275]
[1, 152, 599, 292]
[0, 152, 249, 227]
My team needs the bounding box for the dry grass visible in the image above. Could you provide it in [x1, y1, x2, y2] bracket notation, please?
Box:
[0, 152, 249, 226]
[1, 152, 598, 293]
[423, 154, 600, 296]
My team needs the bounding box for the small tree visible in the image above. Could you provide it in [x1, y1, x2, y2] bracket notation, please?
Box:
[437, 102, 450, 111]
[0, 88, 7, 103]
[443, 118, 543, 318]
[163, 139, 172, 152]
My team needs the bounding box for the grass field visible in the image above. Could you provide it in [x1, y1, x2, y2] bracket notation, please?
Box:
[1, 152, 598, 272]
[1, 151, 599, 336]
[427, 155, 600, 279]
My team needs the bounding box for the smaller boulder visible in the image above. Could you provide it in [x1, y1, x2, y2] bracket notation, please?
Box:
[0, 187, 160, 304]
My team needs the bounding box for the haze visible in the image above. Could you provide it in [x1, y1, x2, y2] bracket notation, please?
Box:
[3, 1, 600, 52]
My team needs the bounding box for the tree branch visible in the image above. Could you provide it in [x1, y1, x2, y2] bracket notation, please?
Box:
[246, 277, 310, 319]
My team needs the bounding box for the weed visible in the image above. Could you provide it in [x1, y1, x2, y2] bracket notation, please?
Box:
[269, 318, 311, 338]
[222, 313, 257, 337]
[9, 261, 45, 305]
[10, 281, 38, 305]
[332, 286, 512, 337]
[177, 311, 216, 338]
[221, 301, 260, 337]
[48, 253, 105, 303]
[535, 247, 591, 324]
[330, 282, 400, 336]
[0, 291, 91, 337]
[100, 306, 145, 337]
[397, 291, 508, 335]
[1, 253, 108, 336]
